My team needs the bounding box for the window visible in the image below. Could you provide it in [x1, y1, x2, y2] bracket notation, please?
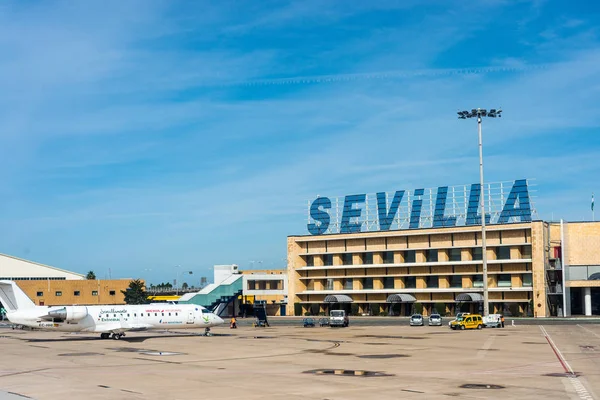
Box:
[362, 278, 374, 290]
[168, 313, 171, 316]
[426, 249, 438, 262]
[497, 246, 511, 260]
[498, 274, 512, 287]
[426, 276, 439, 288]
[326, 278, 334, 290]
[363, 252, 374, 264]
[306, 256, 314, 267]
[155, 313, 158, 316]
[473, 275, 483, 288]
[109, 290, 116, 296]
[36, 291, 43, 297]
[472, 248, 483, 260]
[343, 279, 353, 290]
[449, 248, 462, 262]
[522, 274, 532, 287]
[323, 254, 333, 266]
[127, 314, 130, 317]
[521, 246, 532, 259]
[134, 313, 137, 317]
[74, 291, 80, 296]
[113, 314, 116, 317]
[383, 251, 394, 264]
[343, 253, 353, 265]
[450, 275, 462, 288]
[175, 313, 178, 316]
[383, 277, 395, 289]
[92, 291, 98, 296]
[405, 250, 416, 263]
[55, 291, 62, 296]
[405, 276, 416, 289]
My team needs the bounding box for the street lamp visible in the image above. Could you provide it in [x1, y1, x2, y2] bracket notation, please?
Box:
[457, 108, 502, 317]
[174, 266, 193, 296]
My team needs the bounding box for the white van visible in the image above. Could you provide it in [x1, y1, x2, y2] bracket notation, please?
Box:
[483, 314, 504, 328]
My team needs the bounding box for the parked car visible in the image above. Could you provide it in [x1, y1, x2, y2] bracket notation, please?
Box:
[303, 317, 315, 327]
[409, 314, 424, 326]
[318, 317, 329, 327]
[428, 313, 442, 326]
[448, 312, 470, 327]
[450, 314, 483, 330]
[329, 310, 349, 327]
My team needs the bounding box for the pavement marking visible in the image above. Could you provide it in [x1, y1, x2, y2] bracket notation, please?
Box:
[577, 324, 600, 339]
[540, 326, 595, 400]
[476, 335, 496, 359]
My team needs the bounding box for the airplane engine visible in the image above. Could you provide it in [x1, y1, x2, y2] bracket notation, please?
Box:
[47, 306, 89, 321]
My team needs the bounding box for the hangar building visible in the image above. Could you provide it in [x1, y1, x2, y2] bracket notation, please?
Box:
[0, 253, 132, 306]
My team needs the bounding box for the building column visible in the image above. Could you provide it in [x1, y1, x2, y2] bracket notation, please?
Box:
[584, 287, 592, 316]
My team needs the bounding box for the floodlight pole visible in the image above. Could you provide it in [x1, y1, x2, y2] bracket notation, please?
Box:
[477, 114, 490, 318]
[458, 108, 501, 317]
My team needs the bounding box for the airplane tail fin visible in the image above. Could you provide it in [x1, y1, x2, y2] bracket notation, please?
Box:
[0, 280, 36, 312]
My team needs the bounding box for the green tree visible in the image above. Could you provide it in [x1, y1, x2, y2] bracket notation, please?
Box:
[121, 279, 148, 305]
[182, 282, 189, 290]
[86, 271, 96, 280]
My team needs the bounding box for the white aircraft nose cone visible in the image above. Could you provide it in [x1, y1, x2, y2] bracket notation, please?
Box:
[215, 316, 224, 325]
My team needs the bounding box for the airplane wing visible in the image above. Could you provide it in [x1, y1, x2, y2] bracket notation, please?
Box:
[86, 321, 153, 334]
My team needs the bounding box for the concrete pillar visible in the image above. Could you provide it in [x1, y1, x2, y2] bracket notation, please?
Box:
[584, 287, 592, 316]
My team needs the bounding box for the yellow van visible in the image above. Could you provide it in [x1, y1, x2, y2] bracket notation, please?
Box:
[450, 314, 483, 330]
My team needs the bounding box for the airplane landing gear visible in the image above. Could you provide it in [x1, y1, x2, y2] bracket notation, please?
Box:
[112, 333, 123, 340]
[204, 327, 212, 337]
[100, 333, 110, 339]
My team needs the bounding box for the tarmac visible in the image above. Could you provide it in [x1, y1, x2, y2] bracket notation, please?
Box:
[1, 321, 599, 400]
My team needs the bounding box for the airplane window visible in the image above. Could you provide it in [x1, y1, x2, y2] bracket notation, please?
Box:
[162, 313, 164, 316]
[127, 314, 130, 317]
[155, 313, 157, 316]
[114, 314, 116, 317]
[169, 313, 171, 316]
[134, 313, 136, 317]
[175, 313, 178, 316]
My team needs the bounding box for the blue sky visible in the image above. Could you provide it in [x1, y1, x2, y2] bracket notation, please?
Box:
[1, 0, 599, 285]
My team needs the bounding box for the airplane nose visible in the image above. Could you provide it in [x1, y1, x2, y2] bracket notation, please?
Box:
[215, 315, 224, 325]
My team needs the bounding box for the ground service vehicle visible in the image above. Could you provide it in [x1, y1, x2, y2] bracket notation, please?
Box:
[483, 314, 504, 328]
[450, 314, 483, 330]
[329, 310, 349, 327]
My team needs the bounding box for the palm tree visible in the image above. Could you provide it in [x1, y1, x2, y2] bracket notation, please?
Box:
[85, 271, 96, 280]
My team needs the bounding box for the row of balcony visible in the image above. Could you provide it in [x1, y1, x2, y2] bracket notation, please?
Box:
[299, 245, 532, 268]
[300, 273, 533, 292]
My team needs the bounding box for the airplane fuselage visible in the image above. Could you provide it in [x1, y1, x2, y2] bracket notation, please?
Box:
[6, 303, 222, 333]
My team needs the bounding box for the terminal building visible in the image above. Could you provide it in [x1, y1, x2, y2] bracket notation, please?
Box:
[287, 179, 600, 317]
[179, 264, 288, 316]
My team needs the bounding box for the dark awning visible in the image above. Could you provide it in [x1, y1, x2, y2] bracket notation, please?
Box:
[324, 294, 354, 303]
[386, 293, 417, 303]
[456, 293, 484, 302]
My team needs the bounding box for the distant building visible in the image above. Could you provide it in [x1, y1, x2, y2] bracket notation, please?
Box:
[0, 253, 133, 306]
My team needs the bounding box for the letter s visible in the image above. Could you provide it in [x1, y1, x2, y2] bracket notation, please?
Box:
[307, 197, 331, 235]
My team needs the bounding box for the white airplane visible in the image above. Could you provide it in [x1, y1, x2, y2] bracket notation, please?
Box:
[0, 280, 224, 339]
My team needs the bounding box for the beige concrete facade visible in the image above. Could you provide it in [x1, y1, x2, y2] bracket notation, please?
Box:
[288, 222, 540, 317]
[288, 220, 600, 317]
[15, 279, 134, 306]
